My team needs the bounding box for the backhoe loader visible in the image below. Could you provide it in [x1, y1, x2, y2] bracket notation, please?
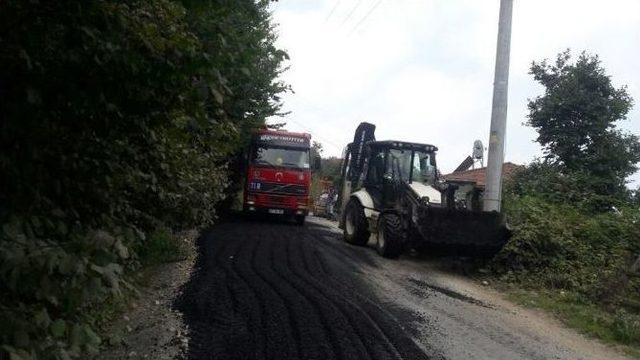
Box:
[337, 122, 510, 258]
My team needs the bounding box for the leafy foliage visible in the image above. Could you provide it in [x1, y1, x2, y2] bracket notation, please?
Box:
[309, 143, 343, 203]
[496, 195, 640, 295]
[527, 50, 640, 203]
[507, 160, 631, 212]
[494, 194, 640, 346]
[319, 157, 344, 183]
[492, 50, 640, 349]
[0, 1, 287, 358]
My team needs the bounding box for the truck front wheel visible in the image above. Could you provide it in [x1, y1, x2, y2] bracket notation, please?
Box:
[376, 213, 404, 258]
[343, 199, 370, 246]
[294, 215, 306, 226]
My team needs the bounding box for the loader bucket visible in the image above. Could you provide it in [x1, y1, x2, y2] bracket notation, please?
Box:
[414, 206, 510, 256]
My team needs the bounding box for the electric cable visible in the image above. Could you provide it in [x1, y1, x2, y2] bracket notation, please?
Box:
[349, 0, 384, 34]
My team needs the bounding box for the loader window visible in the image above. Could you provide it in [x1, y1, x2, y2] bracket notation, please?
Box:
[411, 151, 437, 184]
[366, 150, 385, 185]
[386, 149, 412, 182]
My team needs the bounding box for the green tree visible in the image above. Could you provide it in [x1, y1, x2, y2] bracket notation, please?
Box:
[311, 141, 324, 160]
[0, 1, 288, 358]
[320, 157, 344, 182]
[527, 50, 640, 200]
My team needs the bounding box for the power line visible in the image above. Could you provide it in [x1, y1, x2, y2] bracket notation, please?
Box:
[285, 118, 344, 152]
[325, 0, 341, 23]
[341, 0, 364, 26]
[349, 0, 384, 34]
[275, 95, 349, 153]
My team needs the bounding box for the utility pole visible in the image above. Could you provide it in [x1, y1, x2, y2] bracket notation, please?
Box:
[483, 0, 513, 212]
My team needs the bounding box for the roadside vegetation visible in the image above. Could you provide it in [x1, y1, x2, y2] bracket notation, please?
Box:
[309, 142, 343, 201]
[490, 50, 640, 351]
[0, 1, 287, 359]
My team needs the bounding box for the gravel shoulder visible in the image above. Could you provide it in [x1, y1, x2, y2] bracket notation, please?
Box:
[95, 230, 198, 360]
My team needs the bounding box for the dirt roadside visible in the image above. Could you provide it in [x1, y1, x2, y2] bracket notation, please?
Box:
[311, 217, 632, 360]
[94, 230, 198, 360]
[402, 259, 634, 359]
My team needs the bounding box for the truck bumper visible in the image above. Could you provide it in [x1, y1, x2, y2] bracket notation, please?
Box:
[245, 192, 309, 217]
[244, 205, 308, 217]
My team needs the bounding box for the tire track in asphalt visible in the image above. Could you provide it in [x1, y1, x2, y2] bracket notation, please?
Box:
[309, 230, 380, 271]
[272, 233, 346, 359]
[302, 232, 431, 360]
[184, 228, 263, 360]
[295, 231, 406, 359]
[180, 232, 227, 358]
[215, 229, 266, 360]
[251, 229, 335, 360]
[179, 220, 431, 360]
[269, 227, 367, 360]
[244, 232, 300, 359]
[292, 230, 399, 359]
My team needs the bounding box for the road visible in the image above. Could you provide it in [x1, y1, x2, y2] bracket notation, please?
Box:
[177, 217, 629, 360]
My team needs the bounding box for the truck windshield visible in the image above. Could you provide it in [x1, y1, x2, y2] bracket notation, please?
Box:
[252, 147, 310, 169]
[411, 151, 437, 185]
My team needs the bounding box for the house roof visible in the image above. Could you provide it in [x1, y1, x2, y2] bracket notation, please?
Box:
[442, 162, 522, 188]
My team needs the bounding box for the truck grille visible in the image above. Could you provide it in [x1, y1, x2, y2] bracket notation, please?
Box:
[268, 195, 287, 203]
[257, 182, 307, 195]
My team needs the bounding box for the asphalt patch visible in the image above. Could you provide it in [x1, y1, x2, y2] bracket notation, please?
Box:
[407, 277, 493, 309]
[176, 219, 430, 360]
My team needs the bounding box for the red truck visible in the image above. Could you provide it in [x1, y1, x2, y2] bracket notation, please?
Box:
[244, 129, 317, 225]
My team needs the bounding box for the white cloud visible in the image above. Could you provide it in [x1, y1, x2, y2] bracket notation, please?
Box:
[270, 0, 640, 183]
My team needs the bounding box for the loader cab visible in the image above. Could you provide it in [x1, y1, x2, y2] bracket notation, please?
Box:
[363, 141, 438, 210]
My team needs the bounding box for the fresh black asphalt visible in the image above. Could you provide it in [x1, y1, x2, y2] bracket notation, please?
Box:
[177, 218, 430, 360]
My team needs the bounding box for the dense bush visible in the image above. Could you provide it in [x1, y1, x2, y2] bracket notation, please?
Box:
[506, 160, 634, 212]
[0, 1, 287, 358]
[495, 194, 640, 301]
[497, 161, 640, 305]
[493, 192, 640, 345]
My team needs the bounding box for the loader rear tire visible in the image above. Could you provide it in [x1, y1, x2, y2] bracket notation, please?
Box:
[343, 199, 370, 246]
[376, 213, 404, 258]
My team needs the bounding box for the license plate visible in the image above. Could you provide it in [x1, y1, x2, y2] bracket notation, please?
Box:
[268, 209, 284, 215]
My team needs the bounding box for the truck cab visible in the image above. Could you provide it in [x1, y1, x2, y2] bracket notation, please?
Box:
[244, 129, 313, 225]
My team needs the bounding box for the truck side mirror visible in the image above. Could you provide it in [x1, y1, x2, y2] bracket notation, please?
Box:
[313, 155, 322, 170]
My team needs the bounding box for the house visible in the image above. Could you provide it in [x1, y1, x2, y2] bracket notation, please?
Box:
[441, 162, 522, 211]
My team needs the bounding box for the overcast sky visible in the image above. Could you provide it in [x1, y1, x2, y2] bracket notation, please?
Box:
[268, 0, 640, 183]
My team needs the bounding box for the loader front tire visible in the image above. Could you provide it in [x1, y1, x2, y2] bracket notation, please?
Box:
[376, 213, 404, 258]
[343, 199, 370, 246]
